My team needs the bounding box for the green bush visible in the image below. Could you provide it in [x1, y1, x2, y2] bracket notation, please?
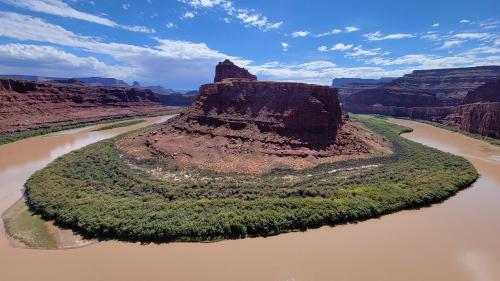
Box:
[25, 115, 478, 242]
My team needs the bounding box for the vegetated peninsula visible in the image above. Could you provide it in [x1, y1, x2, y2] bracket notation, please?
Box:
[24, 61, 478, 242]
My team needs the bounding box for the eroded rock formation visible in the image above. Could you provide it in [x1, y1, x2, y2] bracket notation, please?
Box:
[118, 60, 388, 174]
[462, 80, 500, 104]
[0, 78, 172, 134]
[214, 59, 257, 83]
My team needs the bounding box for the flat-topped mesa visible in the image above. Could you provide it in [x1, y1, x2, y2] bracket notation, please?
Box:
[174, 81, 343, 146]
[117, 60, 388, 174]
[214, 59, 257, 83]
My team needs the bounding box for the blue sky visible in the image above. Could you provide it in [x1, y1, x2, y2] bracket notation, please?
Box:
[0, 0, 499, 89]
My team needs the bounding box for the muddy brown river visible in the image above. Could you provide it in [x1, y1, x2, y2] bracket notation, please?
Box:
[0, 118, 499, 281]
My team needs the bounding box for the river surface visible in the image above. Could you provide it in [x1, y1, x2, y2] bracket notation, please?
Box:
[0, 118, 499, 281]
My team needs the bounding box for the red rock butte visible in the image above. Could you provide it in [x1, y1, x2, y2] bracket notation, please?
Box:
[117, 60, 388, 173]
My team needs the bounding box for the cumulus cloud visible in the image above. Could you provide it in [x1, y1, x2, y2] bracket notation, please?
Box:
[0, 12, 250, 88]
[367, 50, 500, 69]
[432, 23, 440, 27]
[346, 46, 381, 57]
[291, 31, 310, 38]
[281, 42, 289, 51]
[1, 0, 155, 33]
[331, 43, 353, 51]
[181, 11, 196, 19]
[364, 31, 415, 41]
[0, 43, 135, 78]
[180, 0, 282, 31]
[318, 46, 328, 52]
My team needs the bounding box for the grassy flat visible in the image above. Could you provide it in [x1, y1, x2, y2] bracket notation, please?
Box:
[2, 200, 58, 249]
[93, 120, 145, 131]
[24, 115, 478, 242]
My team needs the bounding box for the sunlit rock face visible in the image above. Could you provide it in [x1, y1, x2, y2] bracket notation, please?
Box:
[117, 60, 387, 174]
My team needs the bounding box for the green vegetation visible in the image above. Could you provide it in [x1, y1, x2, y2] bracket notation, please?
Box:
[2, 200, 58, 249]
[25, 115, 478, 242]
[0, 110, 183, 145]
[415, 119, 500, 147]
[93, 120, 145, 131]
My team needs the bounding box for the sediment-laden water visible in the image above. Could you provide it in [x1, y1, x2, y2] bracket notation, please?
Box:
[0, 118, 499, 281]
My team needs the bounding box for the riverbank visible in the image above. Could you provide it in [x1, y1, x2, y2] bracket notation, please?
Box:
[0, 109, 183, 145]
[23, 115, 477, 242]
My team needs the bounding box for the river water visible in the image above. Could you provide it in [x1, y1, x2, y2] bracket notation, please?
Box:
[0, 118, 499, 281]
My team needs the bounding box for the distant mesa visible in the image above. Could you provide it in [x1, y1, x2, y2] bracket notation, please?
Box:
[118, 60, 387, 174]
[214, 59, 257, 83]
[342, 67, 500, 139]
[332, 77, 395, 88]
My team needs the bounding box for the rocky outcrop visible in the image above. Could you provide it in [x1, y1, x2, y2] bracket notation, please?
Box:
[214, 59, 257, 83]
[462, 80, 500, 104]
[173, 81, 342, 146]
[0, 78, 172, 134]
[118, 61, 389, 174]
[452, 103, 500, 138]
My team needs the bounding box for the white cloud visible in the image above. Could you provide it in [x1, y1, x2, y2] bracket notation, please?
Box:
[364, 31, 415, 41]
[281, 42, 289, 51]
[223, 17, 230, 23]
[318, 46, 328, 52]
[0, 43, 135, 78]
[180, 0, 282, 31]
[438, 40, 464, 49]
[1, 0, 154, 33]
[331, 43, 353, 51]
[460, 19, 471, 23]
[291, 31, 310, 38]
[367, 51, 500, 69]
[345, 26, 360, 32]
[0, 12, 250, 88]
[452, 32, 491, 40]
[346, 46, 381, 57]
[421, 32, 440, 41]
[432, 23, 440, 27]
[247, 61, 409, 85]
[166, 22, 176, 29]
[181, 11, 196, 19]
[122, 3, 130, 10]
[315, 28, 342, 37]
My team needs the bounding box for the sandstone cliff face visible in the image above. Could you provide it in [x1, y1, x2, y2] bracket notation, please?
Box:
[462, 80, 500, 104]
[117, 60, 389, 174]
[452, 103, 500, 138]
[0, 78, 170, 134]
[344, 66, 500, 108]
[173, 81, 342, 146]
[214, 59, 257, 83]
[345, 87, 441, 108]
[386, 66, 500, 105]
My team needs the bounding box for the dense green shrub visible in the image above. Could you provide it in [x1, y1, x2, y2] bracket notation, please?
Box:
[25, 115, 478, 242]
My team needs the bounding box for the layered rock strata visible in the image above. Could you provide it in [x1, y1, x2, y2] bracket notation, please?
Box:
[118, 61, 388, 174]
[0, 78, 172, 134]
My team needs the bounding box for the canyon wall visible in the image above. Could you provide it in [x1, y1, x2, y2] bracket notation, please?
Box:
[0, 78, 171, 134]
